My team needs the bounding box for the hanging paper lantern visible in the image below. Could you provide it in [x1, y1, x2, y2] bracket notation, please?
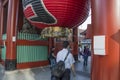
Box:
[22, 0, 90, 37]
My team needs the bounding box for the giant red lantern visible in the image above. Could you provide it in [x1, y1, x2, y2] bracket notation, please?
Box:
[22, 0, 90, 37]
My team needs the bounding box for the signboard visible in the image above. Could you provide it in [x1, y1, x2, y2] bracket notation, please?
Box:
[93, 35, 106, 55]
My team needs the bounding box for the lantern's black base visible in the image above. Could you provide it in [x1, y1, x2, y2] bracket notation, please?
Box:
[5, 59, 16, 71]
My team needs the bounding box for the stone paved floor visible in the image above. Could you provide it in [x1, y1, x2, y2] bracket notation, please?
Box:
[0, 56, 91, 80]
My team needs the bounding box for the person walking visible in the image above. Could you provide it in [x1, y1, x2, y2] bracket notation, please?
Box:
[48, 47, 57, 80]
[83, 46, 89, 68]
[48, 47, 56, 69]
[78, 45, 83, 62]
[54, 41, 76, 80]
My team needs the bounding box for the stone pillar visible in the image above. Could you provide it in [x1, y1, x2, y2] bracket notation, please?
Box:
[91, 0, 120, 80]
[5, 0, 19, 71]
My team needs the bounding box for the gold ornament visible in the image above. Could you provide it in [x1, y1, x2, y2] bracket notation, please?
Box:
[41, 26, 71, 38]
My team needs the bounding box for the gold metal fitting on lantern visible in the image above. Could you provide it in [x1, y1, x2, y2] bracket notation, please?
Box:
[53, 27, 61, 32]
[41, 26, 71, 38]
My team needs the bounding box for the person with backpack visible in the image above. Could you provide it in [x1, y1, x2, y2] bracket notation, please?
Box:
[52, 41, 76, 80]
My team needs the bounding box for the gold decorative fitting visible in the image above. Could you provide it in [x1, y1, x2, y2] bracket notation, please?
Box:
[41, 26, 72, 38]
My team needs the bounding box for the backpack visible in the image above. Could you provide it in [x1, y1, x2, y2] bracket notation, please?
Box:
[51, 51, 69, 78]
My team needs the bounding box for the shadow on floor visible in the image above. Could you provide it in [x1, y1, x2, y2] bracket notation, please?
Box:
[0, 56, 91, 80]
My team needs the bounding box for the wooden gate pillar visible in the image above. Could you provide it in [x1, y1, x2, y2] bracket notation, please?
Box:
[73, 27, 78, 61]
[5, 0, 19, 71]
[91, 0, 120, 80]
[0, 0, 2, 37]
[0, 0, 2, 62]
[0, 0, 2, 40]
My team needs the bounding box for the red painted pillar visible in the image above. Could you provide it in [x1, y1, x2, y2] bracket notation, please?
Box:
[5, 0, 19, 70]
[86, 24, 92, 39]
[0, 0, 2, 39]
[17, 0, 23, 31]
[0, 1, 3, 37]
[0, 0, 2, 61]
[73, 27, 78, 61]
[91, 0, 120, 80]
[48, 37, 54, 54]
